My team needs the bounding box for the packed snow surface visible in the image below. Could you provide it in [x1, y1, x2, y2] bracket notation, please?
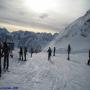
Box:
[0, 49, 90, 90]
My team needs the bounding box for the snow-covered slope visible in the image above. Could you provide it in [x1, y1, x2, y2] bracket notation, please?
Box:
[0, 49, 90, 90]
[48, 10, 90, 53]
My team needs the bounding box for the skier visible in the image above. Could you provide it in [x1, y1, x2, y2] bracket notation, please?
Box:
[0, 42, 2, 77]
[31, 47, 33, 57]
[53, 47, 56, 56]
[19, 47, 23, 61]
[87, 49, 90, 65]
[47, 47, 52, 60]
[24, 47, 27, 61]
[67, 44, 71, 60]
[2, 42, 10, 72]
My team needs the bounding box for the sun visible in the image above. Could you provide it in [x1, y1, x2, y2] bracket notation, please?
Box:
[24, 0, 57, 13]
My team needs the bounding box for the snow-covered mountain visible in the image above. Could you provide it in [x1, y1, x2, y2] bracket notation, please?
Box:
[49, 10, 90, 53]
[0, 28, 58, 52]
[11, 31, 58, 52]
[0, 28, 11, 41]
[0, 28, 9, 34]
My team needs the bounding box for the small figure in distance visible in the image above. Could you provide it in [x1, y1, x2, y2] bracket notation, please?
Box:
[19, 47, 23, 61]
[87, 49, 90, 65]
[53, 47, 56, 56]
[47, 47, 52, 61]
[0, 42, 3, 77]
[31, 47, 33, 58]
[24, 47, 27, 61]
[67, 44, 71, 60]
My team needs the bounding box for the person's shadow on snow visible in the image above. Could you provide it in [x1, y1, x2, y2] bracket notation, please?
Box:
[49, 60, 55, 64]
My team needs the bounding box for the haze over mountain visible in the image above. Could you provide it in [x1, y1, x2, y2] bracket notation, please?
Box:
[0, 28, 58, 52]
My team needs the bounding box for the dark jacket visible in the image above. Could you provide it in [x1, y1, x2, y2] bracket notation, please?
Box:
[0, 43, 2, 58]
[89, 50, 90, 59]
[68, 44, 71, 53]
[47, 48, 52, 56]
[2, 42, 10, 56]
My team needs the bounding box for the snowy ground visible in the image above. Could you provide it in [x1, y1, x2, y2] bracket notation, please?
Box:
[0, 50, 90, 90]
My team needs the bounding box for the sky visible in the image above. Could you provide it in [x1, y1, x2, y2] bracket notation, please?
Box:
[0, 0, 90, 33]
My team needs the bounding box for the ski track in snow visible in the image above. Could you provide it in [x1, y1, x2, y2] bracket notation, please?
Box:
[0, 51, 90, 90]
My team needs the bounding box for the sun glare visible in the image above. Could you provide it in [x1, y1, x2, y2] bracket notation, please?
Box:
[24, 0, 57, 13]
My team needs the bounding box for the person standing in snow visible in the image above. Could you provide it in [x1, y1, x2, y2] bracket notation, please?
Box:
[53, 47, 56, 56]
[87, 49, 90, 65]
[2, 42, 10, 72]
[67, 44, 71, 60]
[0, 42, 3, 77]
[24, 47, 27, 61]
[47, 47, 52, 60]
[31, 47, 33, 58]
[19, 47, 23, 61]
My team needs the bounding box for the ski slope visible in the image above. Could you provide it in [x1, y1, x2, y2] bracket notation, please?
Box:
[0, 49, 90, 90]
[46, 10, 90, 53]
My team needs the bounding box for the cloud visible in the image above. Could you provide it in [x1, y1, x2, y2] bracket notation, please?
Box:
[0, 0, 90, 33]
[39, 13, 48, 19]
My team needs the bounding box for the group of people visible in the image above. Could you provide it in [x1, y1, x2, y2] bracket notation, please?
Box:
[47, 45, 71, 61]
[19, 47, 33, 61]
[0, 43, 34, 78]
[67, 44, 90, 66]
[0, 41, 10, 78]
[47, 44, 90, 66]
[47, 44, 71, 61]
[0, 43, 70, 78]
[0, 42, 90, 78]
[19, 47, 27, 61]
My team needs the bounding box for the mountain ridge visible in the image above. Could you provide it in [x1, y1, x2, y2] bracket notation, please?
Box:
[47, 10, 90, 53]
